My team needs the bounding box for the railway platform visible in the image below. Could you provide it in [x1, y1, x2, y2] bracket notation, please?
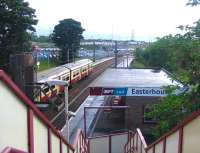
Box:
[62, 56, 133, 143]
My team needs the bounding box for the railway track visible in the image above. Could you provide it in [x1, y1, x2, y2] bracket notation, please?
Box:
[68, 58, 115, 111]
[43, 57, 117, 129]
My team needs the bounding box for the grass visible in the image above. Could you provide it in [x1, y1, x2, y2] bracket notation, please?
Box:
[130, 60, 146, 68]
[37, 59, 59, 72]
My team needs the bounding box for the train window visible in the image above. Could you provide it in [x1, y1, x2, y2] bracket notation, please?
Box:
[66, 76, 69, 80]
[63, 75, 69, 81]
[43, 87, 49, 93]
[82, 68, 87, 72]
[73, 70, 79, 77]
[50, 85, 55, 90]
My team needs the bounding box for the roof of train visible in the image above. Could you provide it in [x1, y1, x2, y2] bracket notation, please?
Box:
[63, 59, 92, 70]
[38, 59, 92, 82]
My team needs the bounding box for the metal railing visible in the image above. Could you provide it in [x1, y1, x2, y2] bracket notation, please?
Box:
[124, 129, 147, 153]
[0, 70, 89, 153]
[89, 131, 128, 153]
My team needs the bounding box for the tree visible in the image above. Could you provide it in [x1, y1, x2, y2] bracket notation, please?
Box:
[30, 33, 51, 43]
[135, 18, 200, 138]
[187, 0, 200, 6]
[0, 0, 37, 71]
[51, 18, 85, 63]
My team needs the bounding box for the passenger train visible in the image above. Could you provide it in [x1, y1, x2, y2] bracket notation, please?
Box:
[36, 59, 93, 102]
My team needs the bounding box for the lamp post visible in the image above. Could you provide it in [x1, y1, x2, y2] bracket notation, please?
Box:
[114, 41, 118, 68]
[45, 80, 70, 140]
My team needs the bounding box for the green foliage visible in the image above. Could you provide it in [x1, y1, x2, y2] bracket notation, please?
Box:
[37, 58, 59, 72]
[187, 0, 200, 6]
[0, 0, 37, 71]
[130, 60, 146, 68]
[137, 19, 200, 138]
[51, 18, 85, 64]
[30, 33, 51, 43]
[148, 91, 193, 137]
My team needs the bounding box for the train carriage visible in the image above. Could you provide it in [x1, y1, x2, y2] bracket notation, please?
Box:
[36, 59, 93, 102]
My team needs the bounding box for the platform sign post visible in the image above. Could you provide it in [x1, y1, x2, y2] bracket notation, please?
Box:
[64, 83, 69, 140]
[93, 41, 96, 62]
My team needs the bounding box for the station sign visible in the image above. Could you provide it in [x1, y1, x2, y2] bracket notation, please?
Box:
[90, 87, 167, 97]
[126, 87, 166, 97]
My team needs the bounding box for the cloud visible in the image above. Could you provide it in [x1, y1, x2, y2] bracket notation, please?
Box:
[27, 0, 200, 41]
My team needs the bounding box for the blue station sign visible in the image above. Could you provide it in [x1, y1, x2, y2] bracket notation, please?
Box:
[90, 87, 167, 97]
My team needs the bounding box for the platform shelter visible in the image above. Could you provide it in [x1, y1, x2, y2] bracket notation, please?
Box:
[89, 68, 185, 135]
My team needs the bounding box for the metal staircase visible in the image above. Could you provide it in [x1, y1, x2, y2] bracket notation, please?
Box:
[1, 69, 200, 153]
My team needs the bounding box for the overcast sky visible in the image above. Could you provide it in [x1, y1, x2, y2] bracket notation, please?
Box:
[26, 0, 200, 41]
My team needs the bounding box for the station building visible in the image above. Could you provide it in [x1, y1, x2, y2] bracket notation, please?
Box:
[89, 68, 185, 136]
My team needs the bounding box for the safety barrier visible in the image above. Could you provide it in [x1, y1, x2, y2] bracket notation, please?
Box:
[2, 67, 200, 153]
[124, 129, 147, 153]
[1, 147, 27, 153]
[0, 70, 89, 153]
[72, 129, 89, 153]
[145, 109, 200, 153]
[124, 109, 200, 153]
[89, 132, 128, 153]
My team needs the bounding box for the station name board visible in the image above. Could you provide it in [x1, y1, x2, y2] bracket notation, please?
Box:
[90, 87, 166, 97]
[127, 87, 166, 97]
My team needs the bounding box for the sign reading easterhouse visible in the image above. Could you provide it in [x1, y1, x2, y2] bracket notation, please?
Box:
[90, 87, 167, 97]
[126, 87, 166, 97]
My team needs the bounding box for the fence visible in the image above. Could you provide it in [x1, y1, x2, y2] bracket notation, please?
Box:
[89, 132, 128, 153]
[0, 70, 88, 153]
[124, 129, 147, 153]
[146, 110, 200, 153]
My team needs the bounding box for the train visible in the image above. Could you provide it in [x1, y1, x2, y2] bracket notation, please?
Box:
[35, 59, 93, 102]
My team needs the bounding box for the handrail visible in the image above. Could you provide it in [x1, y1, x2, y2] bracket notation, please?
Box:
[124, 128, 147, 153]
[1, 147, 27, 153]
[146, 108, 200, 151]
[0, 70, 74, 152]
[72, 129, 82, 148]
[72, 129, 89, 153]
[89, 131, 129, 153]
[136, 129, 147, 148]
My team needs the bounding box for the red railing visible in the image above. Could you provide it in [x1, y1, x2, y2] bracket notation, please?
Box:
[89, 131, 129, 153]
[145, 109, 200, 153]
[72, 129, 89, 153]
[0, 70, 89, 153]
[124, 129, 147, 153]
[1, 147, 27, 153]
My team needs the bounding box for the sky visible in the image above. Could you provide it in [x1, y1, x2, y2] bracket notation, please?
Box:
[26, 0, 200, 41]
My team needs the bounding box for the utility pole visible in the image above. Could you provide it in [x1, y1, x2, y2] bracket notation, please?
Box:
[93, 41, 96, 62]
[127, 54, 129, 68]
[114, 41, 118, 68]
[67, 48, 70, 63]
